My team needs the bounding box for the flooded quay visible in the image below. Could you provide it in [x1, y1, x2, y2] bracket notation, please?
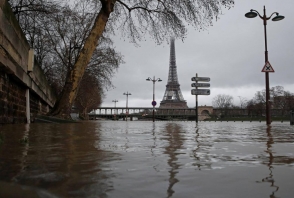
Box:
[0, 121, 294, 198]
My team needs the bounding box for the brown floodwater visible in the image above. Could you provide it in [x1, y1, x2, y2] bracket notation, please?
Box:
[0, 121, 294, 198]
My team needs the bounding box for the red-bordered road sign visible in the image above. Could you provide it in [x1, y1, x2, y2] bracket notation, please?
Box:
[262, 61, 275, 72]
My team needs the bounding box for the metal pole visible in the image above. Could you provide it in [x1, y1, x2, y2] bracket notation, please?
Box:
[290, 110, 294, 125]
[153, 76, 155, 122]
[263, 6, 271, 125]
[238, 96, 242, 108]
[123, 92, 131, 121]
[113, 100, 117, 108]
[126, 94, 128, 121]
[147, 76, 161, 122]
[195, 73, 198, 123]
[112, 100, 118, 119]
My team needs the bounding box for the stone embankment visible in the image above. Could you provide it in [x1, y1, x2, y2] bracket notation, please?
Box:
[0, 0, 56, 123]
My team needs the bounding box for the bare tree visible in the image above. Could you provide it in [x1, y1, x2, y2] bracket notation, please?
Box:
[9, 0, 235, 118]
[9, 0, 123, 111]
[237, 96, 247, 109]
[75, 71, 103, 119]
[270, 86, 294, 116]
[253, 90, 266, 107]
[284, 91, 294, 111]
[42, 2, 123, 113]
[212, 94, 233, 109]
[254, 86, 287, 108]
[246, 99, 263, 117]
[8, 0, 61, 67]
[75, 45, 124, 118]
[49, 0, 235, 118]
[247, 86, 294, 117]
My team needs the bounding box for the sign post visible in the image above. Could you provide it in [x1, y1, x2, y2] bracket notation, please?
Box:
[191, 74, 210, 124]
[195, 74, 198, 123]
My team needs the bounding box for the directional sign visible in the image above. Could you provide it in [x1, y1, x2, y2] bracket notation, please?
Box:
[261, 61, 275, 72]
[191, 77, 210, 82]
[191, 89, 210, 95]
[191, 83, 210, 88]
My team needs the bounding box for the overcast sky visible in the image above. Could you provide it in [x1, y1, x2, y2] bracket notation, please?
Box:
[101, 0, 294, 108]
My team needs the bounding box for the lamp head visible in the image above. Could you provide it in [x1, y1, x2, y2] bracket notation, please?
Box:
[146, 78, 151, 81]
[158, 78, 162, 82]
[245, 10, 258, 18]
[272, 13, 285, 21]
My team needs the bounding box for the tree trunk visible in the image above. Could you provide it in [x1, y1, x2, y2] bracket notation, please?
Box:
[81, 107, 89, 120]
[49, 0, 116, 118]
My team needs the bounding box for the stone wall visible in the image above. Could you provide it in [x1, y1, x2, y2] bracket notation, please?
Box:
[0, 0, 56, 124]
[0, 71, 26, 123]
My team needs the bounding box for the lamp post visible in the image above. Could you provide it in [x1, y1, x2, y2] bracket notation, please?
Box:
[146, 76, 162, 122]
[245, 6, 284, 125]
[238, 96, 242, 109]
[123, 92, 131, 121]
[112, 99, 118, 107]
[112, 99, 118, 119]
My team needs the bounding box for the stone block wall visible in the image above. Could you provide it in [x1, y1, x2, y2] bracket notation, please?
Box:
[0, 70, 52, 123]
[0, 71, 26, 123]
[0, 0, 56, 124]
[30, 91, 49, 116]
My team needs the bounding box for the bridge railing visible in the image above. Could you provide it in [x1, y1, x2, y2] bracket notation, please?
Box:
[90, 107, 204, 116]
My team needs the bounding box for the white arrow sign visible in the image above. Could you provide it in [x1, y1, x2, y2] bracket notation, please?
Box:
[191, 77, 210, 82]
[191, 83, 210, 88]
[191, 89, 210, 95]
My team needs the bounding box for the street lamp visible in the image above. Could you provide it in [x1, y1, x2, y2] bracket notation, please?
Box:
[238, 96, 243, 109]
[245, 6, 284, 125]
[112, 100, 118, 119]
[146, 76, 162, 122]
[123, 92, 131, 121]
[112, 99, 118, 107]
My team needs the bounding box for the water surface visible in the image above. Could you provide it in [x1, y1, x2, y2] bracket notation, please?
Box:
[0, 121, 294, 197]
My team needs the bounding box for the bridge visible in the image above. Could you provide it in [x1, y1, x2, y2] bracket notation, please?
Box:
[88, 106, 213, 121]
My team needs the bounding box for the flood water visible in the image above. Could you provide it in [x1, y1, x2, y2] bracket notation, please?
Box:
[0, 121, 294, 198]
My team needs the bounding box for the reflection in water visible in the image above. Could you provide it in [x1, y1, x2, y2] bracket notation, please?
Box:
[151, 122, 156, 157]
[192, 128, 201, 170]
[124, 123, 130, 151]
[190, 126, 213, 170]
[0, 122, 119, 197]
[257, 126, 279, 198]
[163, 123, 184, 198]
[0, 124, 30, 181]
[18, 124, 30, 178]
[1, 122, 294, 198]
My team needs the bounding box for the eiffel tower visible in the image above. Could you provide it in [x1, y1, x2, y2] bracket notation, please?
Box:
[159, 38, 188, 108]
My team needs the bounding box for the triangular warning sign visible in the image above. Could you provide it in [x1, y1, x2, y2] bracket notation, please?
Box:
[261, 61, 275, 72]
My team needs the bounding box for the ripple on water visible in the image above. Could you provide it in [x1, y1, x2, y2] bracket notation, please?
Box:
[1, 121, 294, 197]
